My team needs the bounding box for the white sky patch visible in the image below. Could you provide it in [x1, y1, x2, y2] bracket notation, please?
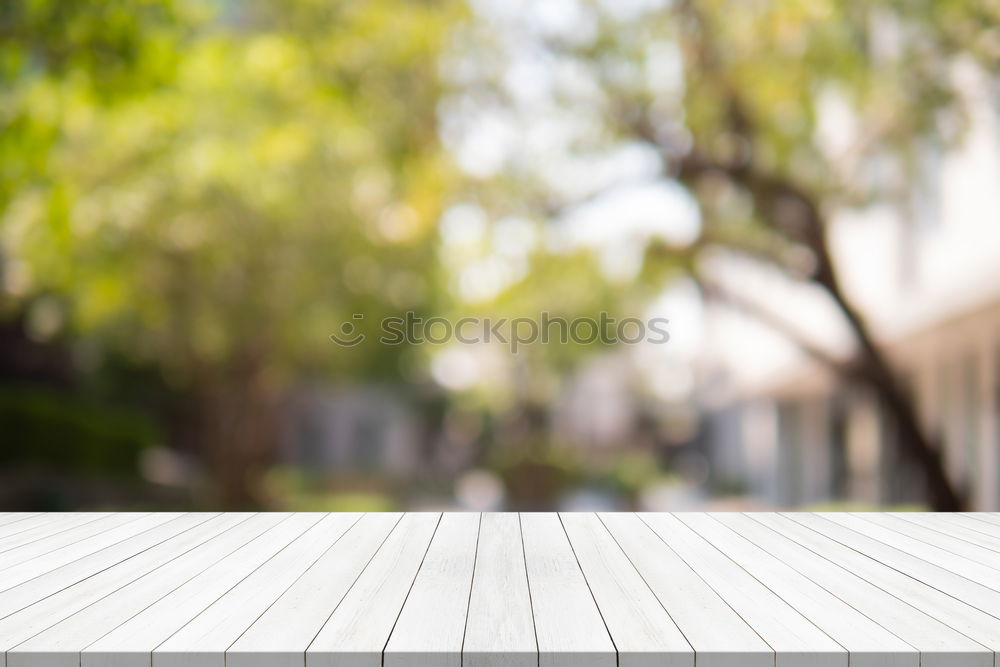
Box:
[540, 141, 663, 203]
[456, 255, 527, 303]
[440, 203, 489, 248]
[631, 279, 703, 402]
[446, 108, 520, 179]
[554, 179, 701, 247]
[431, 346, 481, 390]
[439, 205, 536, 303]
[492, 216, 537, 258]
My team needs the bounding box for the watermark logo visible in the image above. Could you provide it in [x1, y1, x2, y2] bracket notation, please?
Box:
[330, 312, 669, 353]
[330, 313, 366, 347]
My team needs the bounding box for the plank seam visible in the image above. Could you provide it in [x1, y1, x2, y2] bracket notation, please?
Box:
[850, 513, 1000, 572]
[0, 513, 222, 622]
[672, 513, 850, 658]
[0, 514, 259, 653]
[0, 514, 123, 560]
[518, 512, 541, 667]
[51, 514, 302, 661]
[557, 513, 620, 667]
[594, 514, 697, 661]
[783, 513, 1000, 624]
[459, 512, 484, 663]
[380, 512, 444, 665]
[637, 513, 778, 666]
[749, 514, 997, 656]
[725, 513, 958, 656]
[302, 513, 406, 657]
[84, 513, 329, 658]
[887, 514, 1000, 554]
[201, 512, 367, 658]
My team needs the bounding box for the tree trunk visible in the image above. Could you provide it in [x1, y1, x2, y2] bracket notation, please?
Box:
[822, 281, 964, 511]
[799, 184, 964, 510]
[673, 153, 966, 510]
[195, 355, 278, 509]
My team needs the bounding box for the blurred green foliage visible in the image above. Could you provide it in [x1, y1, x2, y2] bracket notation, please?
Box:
[0, 0, 464, 505]
[4, 0, 996, 510]
[263, 467, 398, 511]
[0, 385, 157, 474]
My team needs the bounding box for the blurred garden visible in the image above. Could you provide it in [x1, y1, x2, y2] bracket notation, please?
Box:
[2, 0, 998, 511]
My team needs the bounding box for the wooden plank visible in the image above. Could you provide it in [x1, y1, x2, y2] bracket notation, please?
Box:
[0, 515, 46, 538]
[383, 513, 480, 667]
[0, 514, 173, 591]
[462, 512, 537, 667]
[560, 513, 692, 667]
[785, 513, 1000, 622]
[966, 514, 1000, 529]
[642, 513, 845, 667]
[0, 514, 252, 667]
[0, 513, 211, 619]
[819, 513, 1000, 592]
[7, 514, 289, 667]
[0, 514, 112, 558]
[942, 514, 1000, 540]
[678, 513, 916, 667]
[857, 514, 1000, 567]
[888, 513, 1000, 553]
[81, 514, 325, 667]
[306, 513, 441, 667]
[715, 513, 991, 667]
[752, 514, 1000, 660]
[152, 513, 362, 667]
[600, 513, 773, 667]
[520, 513, 615, 667]
[225, 513, 402, 667]
[5, 511, 1000, 667]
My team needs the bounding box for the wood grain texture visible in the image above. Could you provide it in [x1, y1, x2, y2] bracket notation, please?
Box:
[716, 513, 992, 667]
[7, 514, 286, 667]
[858, 513, 1000, 568]
[753, 514, 1000, 660]
[819, 512, 1000, 591]
[462, 513, 536, 667]
[152, 513, 361, 667]
[0, 514, 113, 559]
[600, 513, 773, 667]
[0, 513, 217, 619]
[0, 514, 251, 667]
[642, 513, 845, 667]
[0, 515, 65, 543]
[677, 513, 917, 667]
[383, 513, 480, 667]
[520, 513, 615, 667]
[82, 514, 324, 667]
[224, 513, 401, 667]
[560, 513, 692, 667]
[2, 512, 998, 667]
[306, 513, 440, 667]
[785, 512, 1000, 619]
[885, 513, 1000, 553]
[965, 514, 1000, 529]
[0, 513, 178, 592]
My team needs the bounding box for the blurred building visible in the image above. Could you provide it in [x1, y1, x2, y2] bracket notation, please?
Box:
[280, 385, 422, 478]
[705, 62, 1000, 510]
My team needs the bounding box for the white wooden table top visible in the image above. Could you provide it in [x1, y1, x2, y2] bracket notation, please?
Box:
[0, 513, 998, 667]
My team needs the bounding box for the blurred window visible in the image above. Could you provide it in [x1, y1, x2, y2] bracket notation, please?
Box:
[828, 397, 848, 500]
[354, 417, 383, 471]
[776, 401, 804, 506]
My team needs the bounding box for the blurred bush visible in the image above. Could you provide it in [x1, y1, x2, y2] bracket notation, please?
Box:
[0, 384, 157, 475]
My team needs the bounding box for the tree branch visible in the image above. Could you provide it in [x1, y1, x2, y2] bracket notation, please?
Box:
[695, 275, 853, 378]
